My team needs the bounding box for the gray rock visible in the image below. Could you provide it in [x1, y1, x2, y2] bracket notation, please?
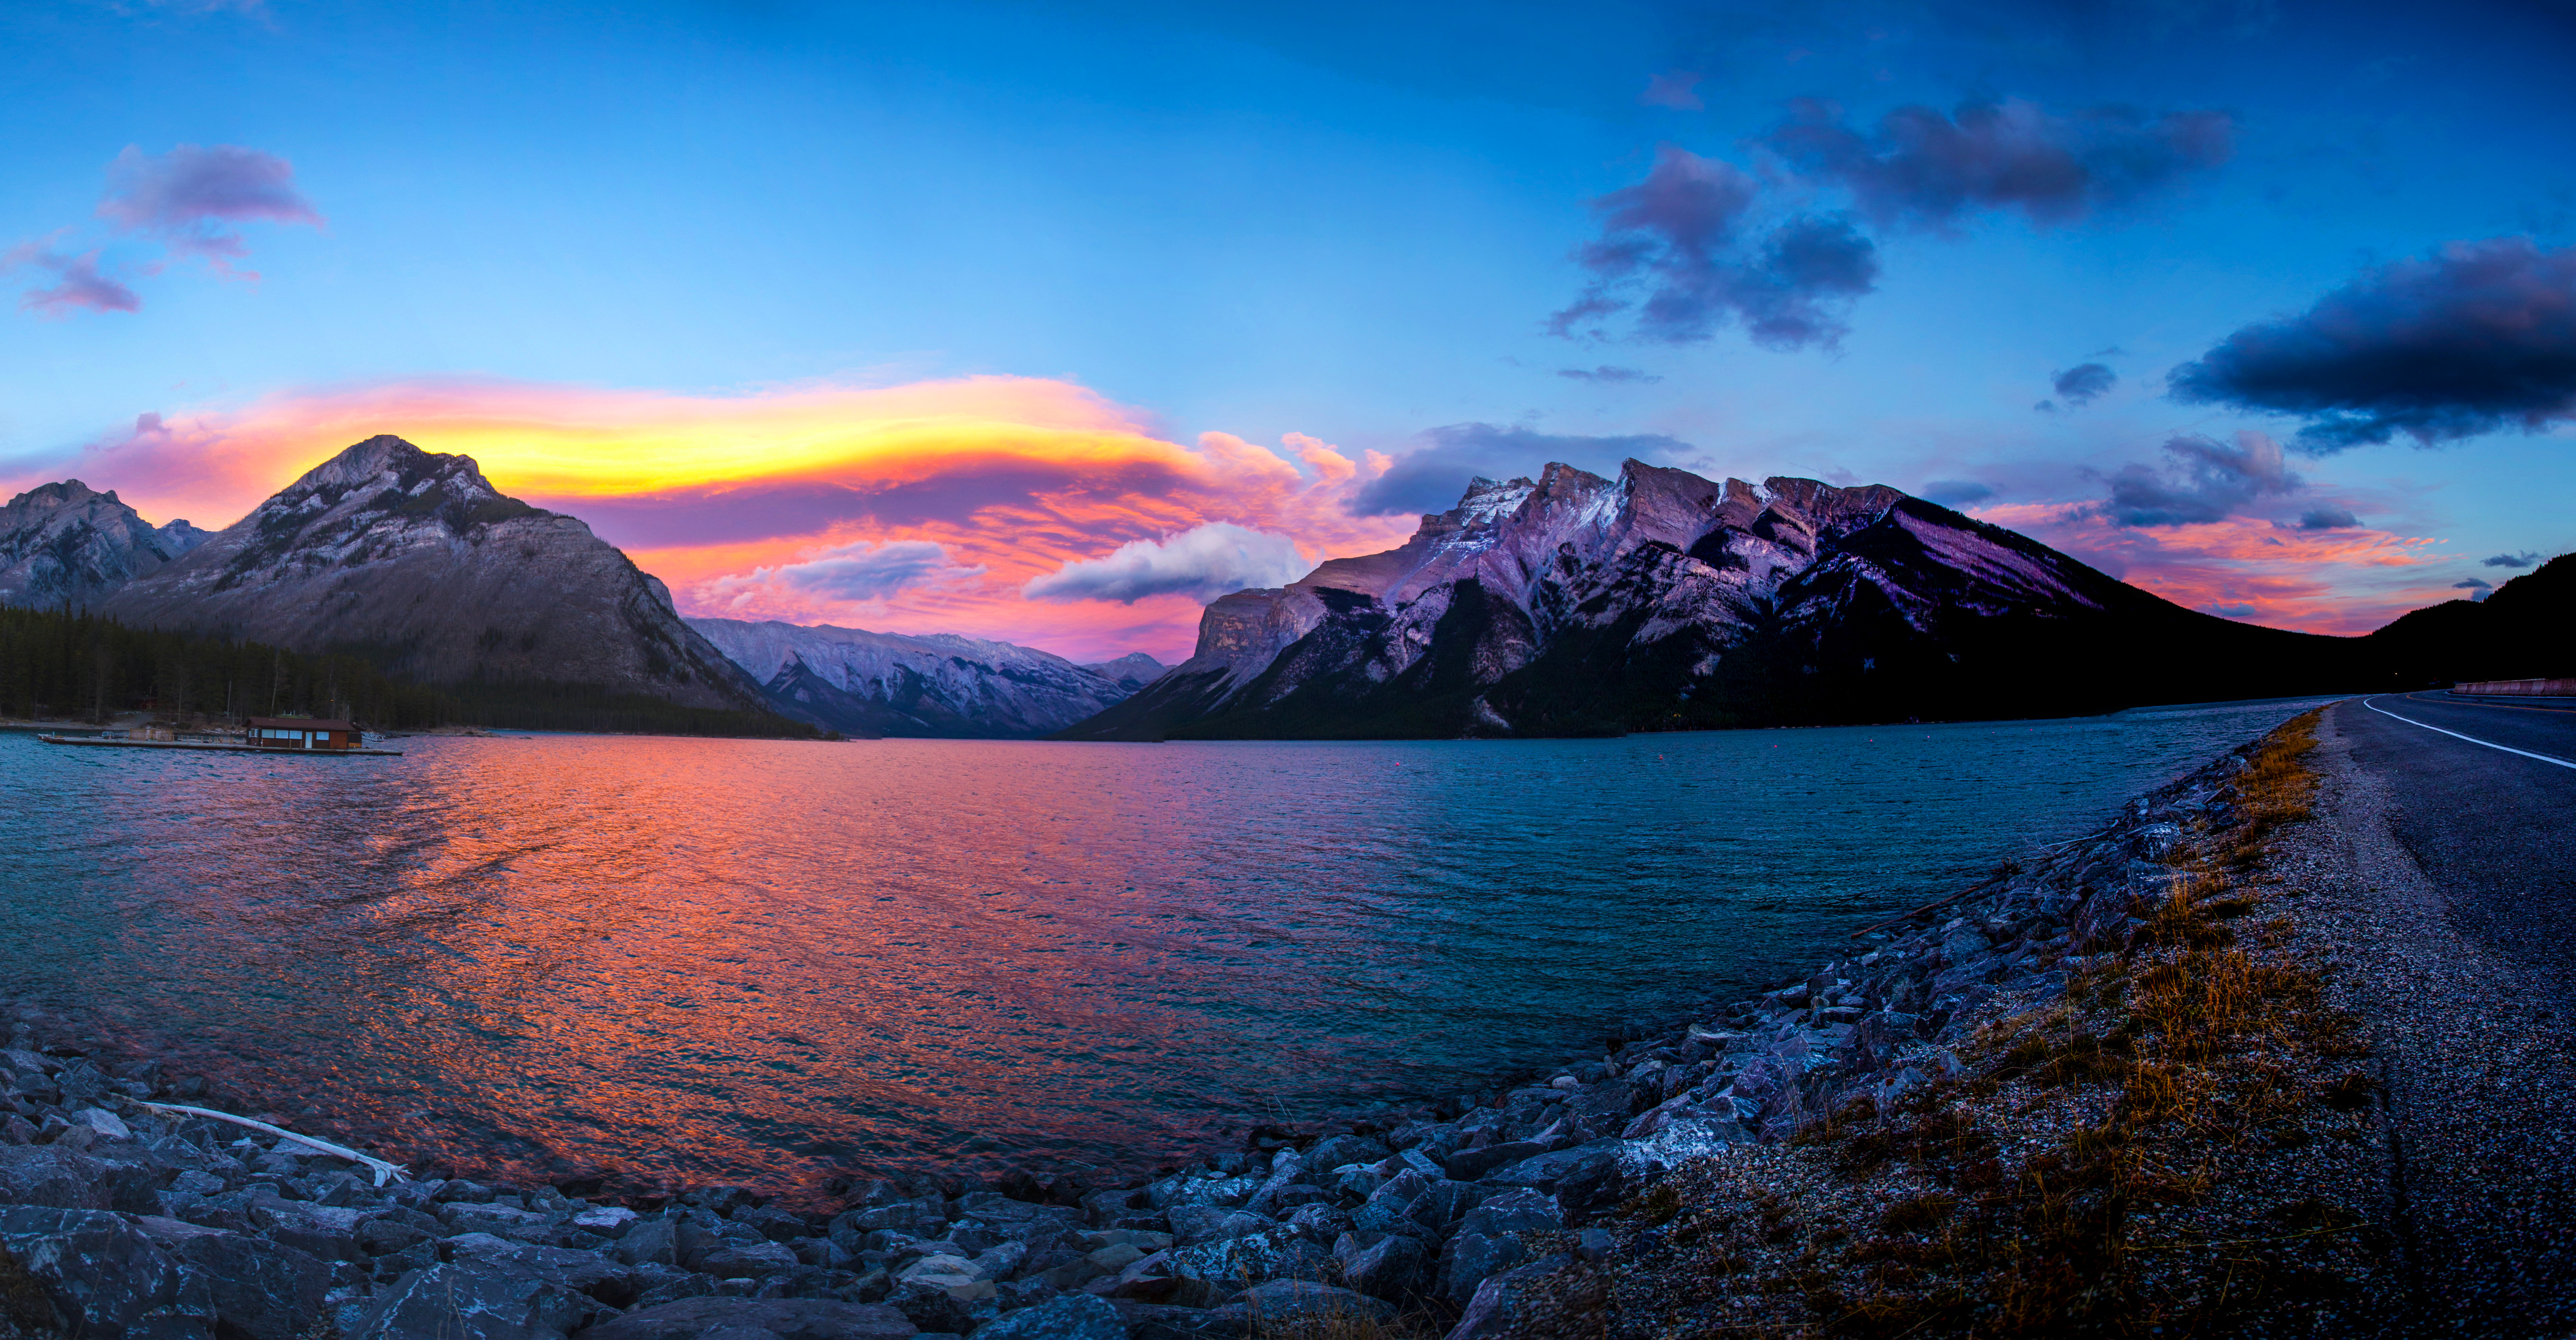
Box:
[1165, 1227, 1330, 1287]
[1405, 1180, 1489, 1234]
[692, 1240, 805, 1280]
[1476, 1140, 1624, 1191]
[1336, 1233, 1428, 1302]
[139, 1215, 332, 1340]
[442, 1200, 570, 1242]
[1299, 1136, 1390, 1173]
[575, 1295, 918, 1340]
[443, 1232, 648, 1306]
[833, 1198, 948, 1241]
[970, 1291, 1123, 1340]
[350, 1257, 613, 1340]
[619, 1219, 683, 1267]
[0, 1206, 187, 1336]
[1232, 1279, 1394, 1324]
[1434, 1191, 1562, 1309]
[0, 1144, 115, 1209]
[1347, 1171, 1426, 1236]
[1440, 1140, 1545, 1182]
[1116, 1301, 1247, 1340]
[885, 1277, 981, 1334]
[1445, 1253, 1571, 1340]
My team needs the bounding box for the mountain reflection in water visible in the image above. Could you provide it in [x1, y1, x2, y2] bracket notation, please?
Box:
[0, 697, 2332, 1199]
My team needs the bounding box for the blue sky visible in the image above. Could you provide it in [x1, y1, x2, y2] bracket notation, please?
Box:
[2, 0, 2571, 656]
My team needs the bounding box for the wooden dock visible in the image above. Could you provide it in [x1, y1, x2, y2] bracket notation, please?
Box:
[36, 734, 404, 756]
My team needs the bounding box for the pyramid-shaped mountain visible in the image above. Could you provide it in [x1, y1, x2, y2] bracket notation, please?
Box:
[101, 435, 768, 713]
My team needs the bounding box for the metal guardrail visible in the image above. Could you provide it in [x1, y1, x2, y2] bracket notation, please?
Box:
[2454, 678, 2576, 697]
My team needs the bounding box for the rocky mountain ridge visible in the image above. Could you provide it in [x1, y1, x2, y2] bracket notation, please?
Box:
[0, 480, 209, 610]
[99, 436, 770, 714]
[688, 619, 1161, 739]
[1062, 461, 2357, 740]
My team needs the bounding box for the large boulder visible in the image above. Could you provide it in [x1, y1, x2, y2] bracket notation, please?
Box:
[443, 1231, 648, 1306]
[973, 1291, 1124, 1340]
[1165, 1227, 1330, 1288]
[1434, 1191, 1561, 1309]
[0, 1206, 187, 1337]
[349, 1258, 617, 1340]
[1446, 1254, 1572, 1340]
[140, 1215, 331, 1340]
[0, 1145, 114, 1209]
[575, 1295, 918, 1340]
[1335, 1233, 1429, 1303]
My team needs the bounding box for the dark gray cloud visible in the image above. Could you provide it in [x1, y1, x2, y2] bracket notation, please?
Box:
[1556, 364, 1663, 384]
[2453, 577, 2493, 601]
[2100, 431, 2299, 527]
[1918, 479, 1996, 507]
[2167, 237, 2576, 450]
[1547, 146, 1878, 351]
[2483, 550, 2543, 568]
[2051, 362, 2118, 406]
[1350, 422, 1697, 516]
[2288, 506, 2360, 530]
[1760, 97, 2233, 230]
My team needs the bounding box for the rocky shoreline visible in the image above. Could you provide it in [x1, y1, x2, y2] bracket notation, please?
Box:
[0, 730, 2283, 1340]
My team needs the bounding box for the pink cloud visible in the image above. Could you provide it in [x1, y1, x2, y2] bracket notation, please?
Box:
[1984, 500, 2449, 635]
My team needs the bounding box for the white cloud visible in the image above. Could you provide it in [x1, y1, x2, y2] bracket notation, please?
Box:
[705, 539, 985, 606]
[1022, 522, 1310, 604]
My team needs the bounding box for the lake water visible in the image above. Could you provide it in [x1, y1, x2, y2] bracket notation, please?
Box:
[0, 696, 2332, 1200]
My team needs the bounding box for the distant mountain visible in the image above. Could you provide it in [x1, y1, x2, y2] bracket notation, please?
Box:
[687, 618, 1155, 738]
[0, 481, 209, 610]
[101, 435, 771, 714]
[1058, 461, 2361, 740]
[2366, 552, 2574, 687]
[1080, 652, 1167, 692]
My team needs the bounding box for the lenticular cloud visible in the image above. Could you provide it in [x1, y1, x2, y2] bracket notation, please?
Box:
[1024, 523, 1311, 604]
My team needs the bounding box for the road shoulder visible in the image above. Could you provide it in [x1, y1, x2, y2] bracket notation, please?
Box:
[2271, 702, 2576, 1335]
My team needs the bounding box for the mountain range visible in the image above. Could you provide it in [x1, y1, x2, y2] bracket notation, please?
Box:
[0, 481, 209, 610]
[0, 436, 1162, 735]
[1056, 461, 2466, 741]
[687, 618, 1159, 738]
[5, 439, 2558, 739]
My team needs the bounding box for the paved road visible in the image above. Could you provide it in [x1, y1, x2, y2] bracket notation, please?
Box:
[2336, 692, 2576, 1006]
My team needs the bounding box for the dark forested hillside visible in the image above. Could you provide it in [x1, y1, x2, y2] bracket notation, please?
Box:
[0, 606, 817, 737]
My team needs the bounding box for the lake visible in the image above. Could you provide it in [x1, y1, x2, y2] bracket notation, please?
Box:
[0, 696, 2332, 1199]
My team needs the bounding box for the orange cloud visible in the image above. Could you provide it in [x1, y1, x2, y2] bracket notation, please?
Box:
[1983, 501, 2452, 635]
[19, 376, 1419, 662]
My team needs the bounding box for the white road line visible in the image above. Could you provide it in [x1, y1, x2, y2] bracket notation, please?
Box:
[2363, 696, 2576, 771]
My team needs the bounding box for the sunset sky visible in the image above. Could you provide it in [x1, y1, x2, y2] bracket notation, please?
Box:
[2, 0, 2571, 663]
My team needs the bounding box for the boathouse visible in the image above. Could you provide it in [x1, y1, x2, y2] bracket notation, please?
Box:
[244, 717, 362, 751]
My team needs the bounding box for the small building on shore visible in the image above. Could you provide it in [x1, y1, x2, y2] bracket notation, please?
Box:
[244, 717, 363, 751]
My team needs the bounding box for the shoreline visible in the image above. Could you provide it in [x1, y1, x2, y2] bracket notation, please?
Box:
[0, 712, 2357, 1340]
